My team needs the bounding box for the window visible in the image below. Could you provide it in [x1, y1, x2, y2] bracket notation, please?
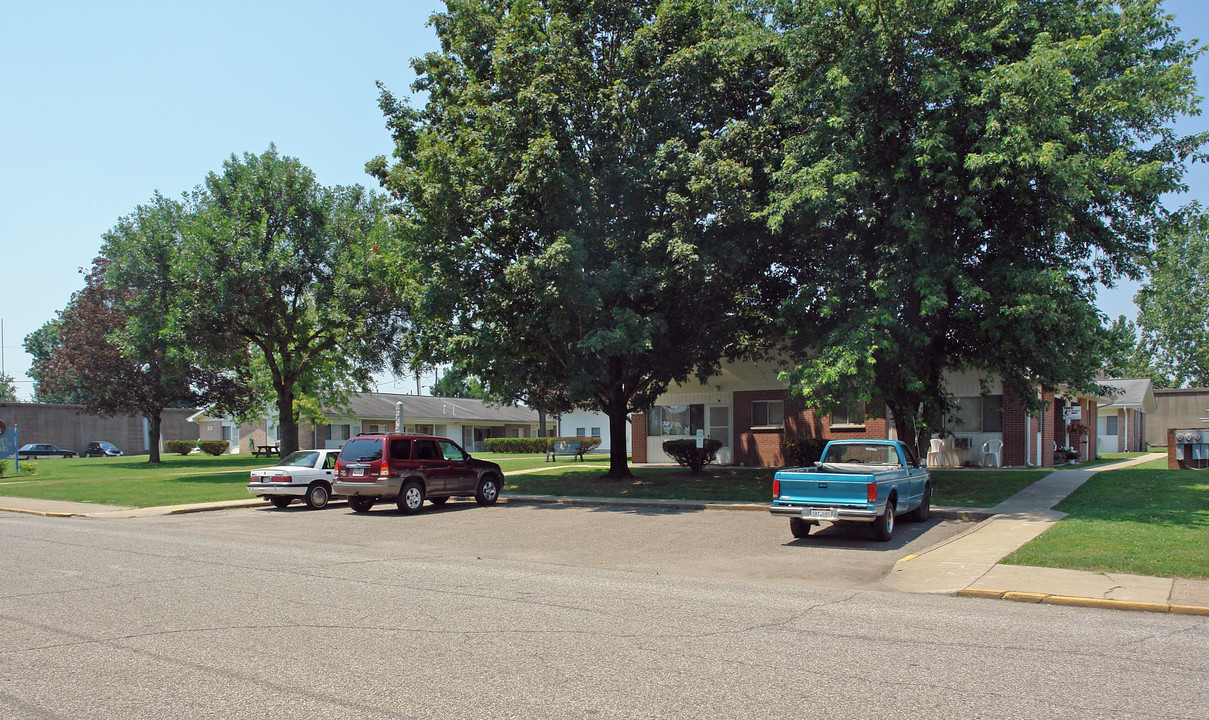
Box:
[950, 395, 1004, 433]
[221, 426, 232, 443]
[415, 424, 434, 435]
[389, 438, 411, 460]
[324, 424, 351, 441]
[646, 404, 705, 437]
[752, 400, 784, 428]
[438, 440, 467, 461]
[1104, 416, 1119, 435]
[413, 439, 440, 460]
[590, 427, 600, 437]
[829, 401, 866, 427]
[576, 427, 586, 437]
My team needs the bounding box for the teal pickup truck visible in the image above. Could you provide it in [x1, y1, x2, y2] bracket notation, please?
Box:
[770, 439, 931, 541]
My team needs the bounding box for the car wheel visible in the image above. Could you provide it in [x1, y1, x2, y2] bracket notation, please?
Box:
[269, 496, 293, 509]
[397, 481, 425, 514]
[428, 496, 449, 507]
[872, 499, 896, 541]
[909, 484, 931, 522]
[789, 517, 812, 538]
[349, 496, 375, 513]
[475, 475, 500, 506]
[305, 483, 330, 510]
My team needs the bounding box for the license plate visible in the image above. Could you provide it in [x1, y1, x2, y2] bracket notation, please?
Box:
[352, 469, 364, 477]
[802, 508, 838, 521]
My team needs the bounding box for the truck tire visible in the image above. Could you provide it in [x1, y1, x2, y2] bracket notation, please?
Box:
[908, 484, 931, 522]
[872, 499, 895, 541]
[397, 481, 425, 514]
[475, 475, 501, 506]
[789, 517, 812, 538]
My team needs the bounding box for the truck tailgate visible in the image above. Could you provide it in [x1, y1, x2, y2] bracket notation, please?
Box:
[775, 468, 872, 507]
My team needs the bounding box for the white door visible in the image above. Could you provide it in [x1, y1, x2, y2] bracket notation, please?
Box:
[709, 406, 732, 465]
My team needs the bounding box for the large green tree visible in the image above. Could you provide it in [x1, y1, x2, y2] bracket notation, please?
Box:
[371, 0, 783, 477]
[1136, 203, 1209, 386]
[0, 373, 16, 402]
[767, 0, 1205, 452]
[177, 147, 410, 455]
[23, 317, 88, 404]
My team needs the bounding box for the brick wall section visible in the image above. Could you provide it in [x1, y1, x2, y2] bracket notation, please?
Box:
[631, 413, 647, 463]
[732, 389, 888, 467]
[0, 402, 198, 456]
[1168, 429, 1178, 469]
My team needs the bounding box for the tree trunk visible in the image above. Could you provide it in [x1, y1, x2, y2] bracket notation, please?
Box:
[538, 409, 548, 438]
[277, 385, 300, 455]
[604, 398, 633, 479]
[147, 412, 163, 464]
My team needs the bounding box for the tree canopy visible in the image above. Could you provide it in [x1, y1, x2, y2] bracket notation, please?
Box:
[176, 146, 410, 454]
[0, 373, 16, 402]
[371, 0, 784, 477]
[1136, 203, 1209, 387]
[766, 0, 1205, 451]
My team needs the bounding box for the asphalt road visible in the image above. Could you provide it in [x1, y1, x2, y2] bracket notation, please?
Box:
[1, 503, 1206, 719]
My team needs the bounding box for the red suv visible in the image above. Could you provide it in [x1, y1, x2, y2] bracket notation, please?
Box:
[332, 433, 504, 514]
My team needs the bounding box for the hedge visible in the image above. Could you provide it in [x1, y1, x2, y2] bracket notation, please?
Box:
[661, 438, 722, 474]
[782, 436, 828, 467]
[165, 440, 196, 455]
[198, 441, 230, 456]
[484, 436, 603, 453]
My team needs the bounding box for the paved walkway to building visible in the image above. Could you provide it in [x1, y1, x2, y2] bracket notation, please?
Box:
[2, 453, 1206, 614]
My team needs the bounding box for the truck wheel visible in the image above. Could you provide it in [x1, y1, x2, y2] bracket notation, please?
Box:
[909, 484, 931, 522]
[349, 496, 375, 513]
[269, 496, 292, 509]
[475, 475, 501, 506]
[397, 481, 425, 514]
[789, 517, 812, 538]
[305, 482, 330, 510]
[872, 499, 896, 541]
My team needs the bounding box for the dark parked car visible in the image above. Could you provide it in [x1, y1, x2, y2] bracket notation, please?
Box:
[332, 433, 504, 514]
[84, 441, 123, 457]
[18, 443, 77, 459]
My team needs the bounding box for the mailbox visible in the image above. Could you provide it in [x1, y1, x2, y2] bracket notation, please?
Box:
[1172, 428, 1209, 470]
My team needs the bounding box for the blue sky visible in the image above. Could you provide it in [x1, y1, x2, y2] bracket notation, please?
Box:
[2, 1, 1206, 401]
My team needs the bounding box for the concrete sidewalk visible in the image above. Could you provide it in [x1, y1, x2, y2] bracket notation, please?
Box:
[884, 453, 1209, 615]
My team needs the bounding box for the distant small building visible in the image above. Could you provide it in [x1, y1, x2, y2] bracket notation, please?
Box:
[558, 409, 632, 453]
[0, 402, 199, 457]
[1095, 378, 1157, 453]
[192, 392, 540, 453]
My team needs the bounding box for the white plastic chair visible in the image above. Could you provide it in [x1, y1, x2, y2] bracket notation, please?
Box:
[982, 439, 1004, 468]
[927, 438, 944, 468]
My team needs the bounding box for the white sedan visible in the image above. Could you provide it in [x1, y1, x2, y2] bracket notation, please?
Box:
[247, 449, 341, 509]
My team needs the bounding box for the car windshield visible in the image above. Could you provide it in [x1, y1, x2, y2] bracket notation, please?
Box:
[821, 444, 902, 466]
[339, 438, 383, 462]
[279, 451, 320, 467]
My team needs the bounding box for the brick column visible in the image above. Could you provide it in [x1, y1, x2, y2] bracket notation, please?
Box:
[632, 413, 648, 463]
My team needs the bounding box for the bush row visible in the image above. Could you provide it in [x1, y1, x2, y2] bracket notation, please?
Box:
[484, 436, 603, 454]
[662, 438, 723, 474]
[164, 440, 229, 456]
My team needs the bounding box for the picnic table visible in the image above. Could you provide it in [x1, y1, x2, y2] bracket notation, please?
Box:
[252, 444, 280, 458]
[546, 440, 586, 462]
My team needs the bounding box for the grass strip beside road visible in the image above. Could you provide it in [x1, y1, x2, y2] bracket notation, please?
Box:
[2, 451, 1044, 509]
[1002, 459, 1209, 579]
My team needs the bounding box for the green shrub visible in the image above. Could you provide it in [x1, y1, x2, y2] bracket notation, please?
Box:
[783, 436, 828, 467]
[662, 438, 722, 474]
[18, 460, 37, 476]
[485, 436, 603, 453]
[198, 441, 229, 456]
[0, 458, 7, 477]
[165, 440, 196, 455]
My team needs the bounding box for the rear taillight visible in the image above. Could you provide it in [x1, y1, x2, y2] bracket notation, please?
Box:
[270, 474, 292, 483]
[379, 463, 390, 479]
[866, 482, 877, 504]
[772, 477, 780, 499]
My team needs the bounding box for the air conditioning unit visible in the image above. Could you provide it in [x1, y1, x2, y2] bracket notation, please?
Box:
[953, 437, 972, 450]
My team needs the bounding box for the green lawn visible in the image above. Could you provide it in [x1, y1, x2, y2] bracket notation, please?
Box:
[1002, 459, 1209, 579]
[930, 469, 1049, 508]
[0, 454, 270, 507]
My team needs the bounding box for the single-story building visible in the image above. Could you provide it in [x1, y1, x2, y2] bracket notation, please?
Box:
[0, 402, 199, 457]
[631, 360, 1105, 468]
[1095, 378, 1157, 453]
[557, 409, 633, 453]
[193, 393, 541, 454]
[1146, 387, 1209, 448]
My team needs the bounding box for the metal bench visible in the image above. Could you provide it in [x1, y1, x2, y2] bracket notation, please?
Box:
[546, 439, 585, 462]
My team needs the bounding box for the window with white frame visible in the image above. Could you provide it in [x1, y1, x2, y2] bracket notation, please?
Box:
[590, 427, 600, 437]
[646, 405, 705, 436]
[576, 427, 586, 437]
[949, 395, 1004, 433]
[751, 400, 784, 428]
[324, 424, 351, 441]
[829, 401, 866, 428]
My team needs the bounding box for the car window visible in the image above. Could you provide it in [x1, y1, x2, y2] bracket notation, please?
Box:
[281, 451, 320, 467]
[389, 438, 411, 460]
[323, 454, 337, 470]
[340, 438, 383, 462]
[439, 440, 467, 462]
[413, 439, 439, 461]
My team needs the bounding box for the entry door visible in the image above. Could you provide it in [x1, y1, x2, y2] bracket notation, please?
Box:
[709, 406, 731, 465]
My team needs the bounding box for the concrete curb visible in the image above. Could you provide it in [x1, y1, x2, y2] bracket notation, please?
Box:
[958, 588, 1209, 616]
[0, 506, 76, 518]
